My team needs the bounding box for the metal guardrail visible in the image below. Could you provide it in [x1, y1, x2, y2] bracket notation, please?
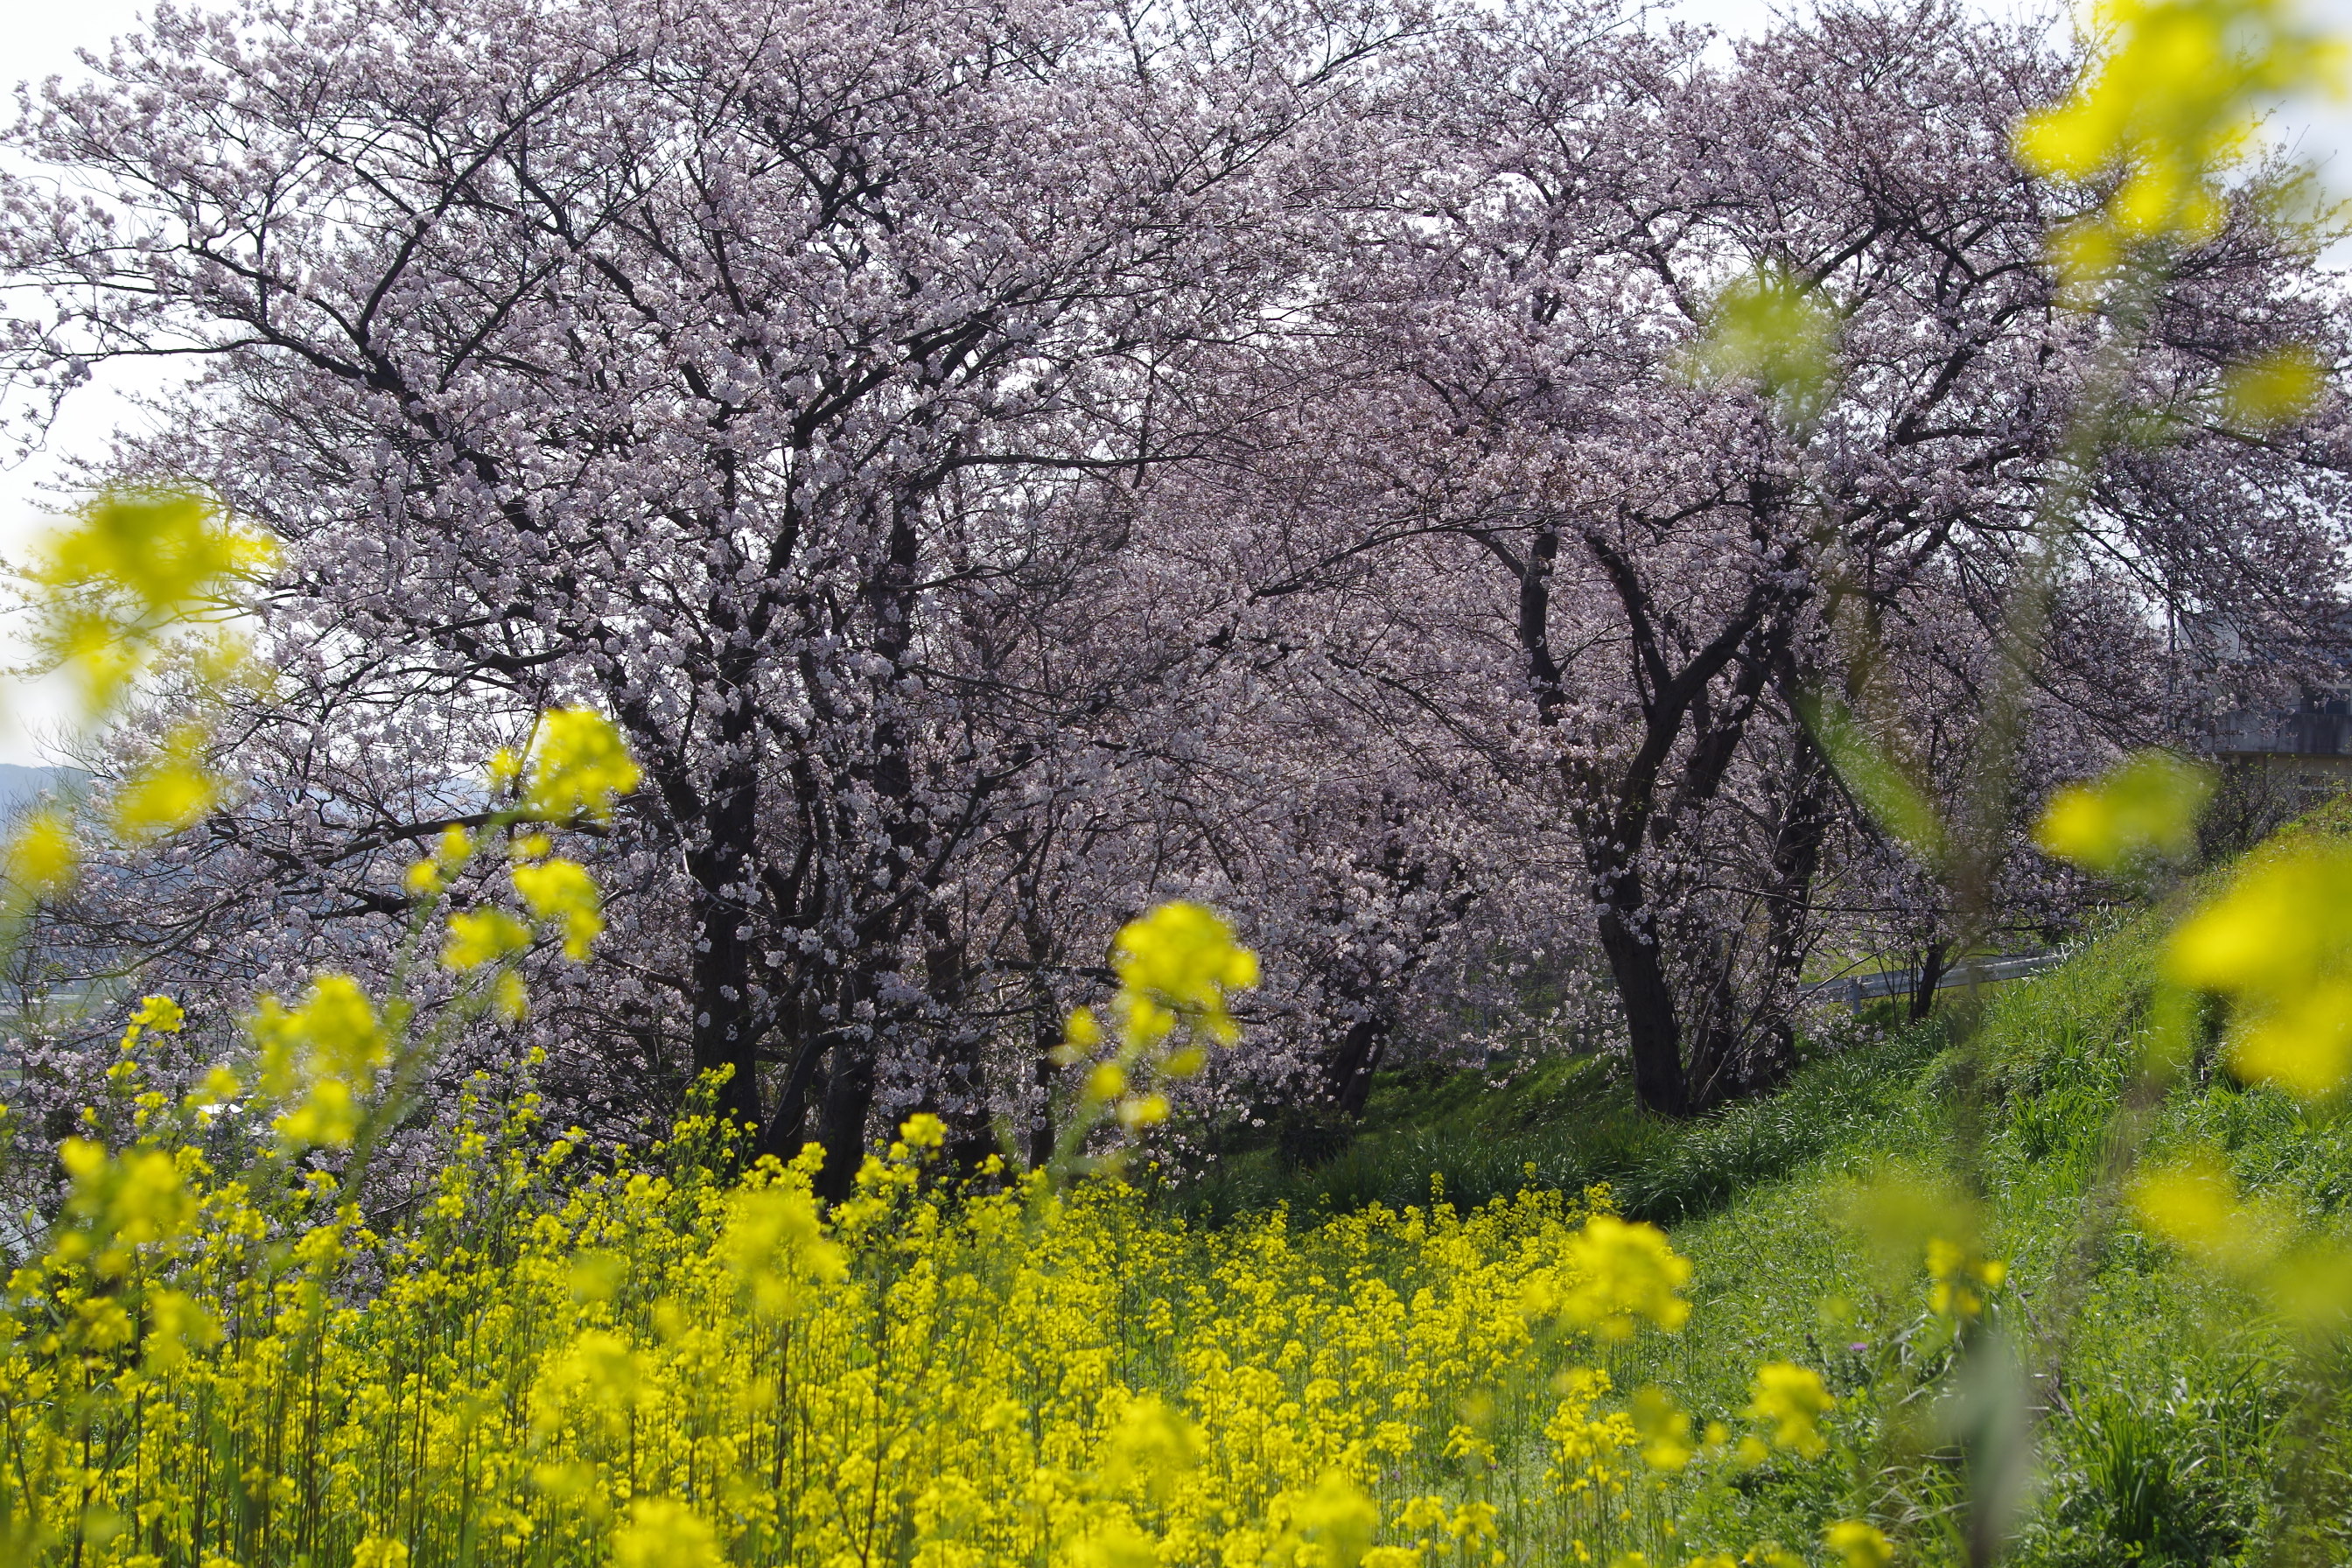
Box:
[1802, 951, 2063, 1011]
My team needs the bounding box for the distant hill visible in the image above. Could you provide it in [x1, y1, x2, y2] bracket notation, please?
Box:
[0, 764, 83, 820]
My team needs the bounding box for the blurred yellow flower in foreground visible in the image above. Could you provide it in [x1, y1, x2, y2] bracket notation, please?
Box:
[2034, 750, 2213, 874]
[1746, 1362, 1835, 1460]
[1542, 1214, 1694, 1339]
[25, 488, 275, 713]
[2017, 0, 2342, 282]
[2167, 834, 2352, 1100]
[1111, 900, 1259, 1045]
[523, 708, 641, 822]
[1824, 1518, 1895, 1568]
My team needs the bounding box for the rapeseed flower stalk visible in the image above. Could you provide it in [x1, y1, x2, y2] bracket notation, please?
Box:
[416, 712, 634, 1000]
[189, 708, 644, 1191]
[1761, 27, 2351, 1549]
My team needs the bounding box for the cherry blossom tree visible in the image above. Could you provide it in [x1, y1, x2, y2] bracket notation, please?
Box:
[1208, 0, 2352, 1112]
[7, 0, 2349, 1169]
[2, 0, 1429, 1184]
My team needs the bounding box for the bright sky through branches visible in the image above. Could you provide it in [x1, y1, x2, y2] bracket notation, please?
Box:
[1, 0, 197, 764]
[0, 0, 2347, 765]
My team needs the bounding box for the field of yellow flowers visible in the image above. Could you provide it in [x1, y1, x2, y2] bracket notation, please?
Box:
[1, 1067, 1911, 1568]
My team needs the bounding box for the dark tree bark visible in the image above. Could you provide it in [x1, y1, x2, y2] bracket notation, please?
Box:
[1908, 940, 1950, 1024]
[1490, 511, 1810, 1116]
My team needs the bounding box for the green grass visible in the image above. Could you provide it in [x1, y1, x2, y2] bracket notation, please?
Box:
[1175, 900, 2352, 1564]
[1167, 1022, 1936, 1228]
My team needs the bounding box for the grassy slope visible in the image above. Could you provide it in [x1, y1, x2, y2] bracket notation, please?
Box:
[1170, 1025, 1931, 1228]
[1176, 907, 2352, 1564]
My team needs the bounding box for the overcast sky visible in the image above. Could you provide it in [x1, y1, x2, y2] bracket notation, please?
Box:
[1, 0, 2348, 765]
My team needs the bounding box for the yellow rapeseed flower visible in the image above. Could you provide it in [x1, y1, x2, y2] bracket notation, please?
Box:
[522, 709, 640, 822]
[2166, 835, 2352, 1100]
[1746, 1362, 1835, 1460]
[444, 907, 533, 971]
[1282, 1471, 1380, 1568]
[2016, 0, 2343, 287]
[248, 974, 391, 1149]
[1629, 1384, 1694, 1471]
[2034, 751, 2213, 874]
[1094, 1394, 1203, 1504]
[1683, 265, 1839, 417]
[1116, 1092, 1170, 1129]
[1824, 1522, 1895, 1568]
[2130, 1151, 2295, 1277]
[109, 727, 220, 844]
[192, 1064, 242, 1107]
[1548, 1215, 1694, 1339]
[1925, 1236, 2007, 1320]
[511, 858, 606, 960]
[1110, 900, 1258, 1045]
[0, 1074, 1908, 1568]
[612, 1497, 722, 1568]
[718, 1186, 845, 1320]
[2, 808, 78, 896]
[25, 488, 276, 712]
[2220, 343, 2328, 427]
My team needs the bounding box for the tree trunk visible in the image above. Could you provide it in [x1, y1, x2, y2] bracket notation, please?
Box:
[1680, 933, 1746, 1110]
[920, 902, 996, 1172]
[1908, 940, 1949, 1024]
[755, 987, 829, 1163]
[684, 737, 766, 1142]
[1739, 721, 1835, 1095]
[1594, 898, 1691, 1117]
[816, 1004, 878, 1205]
[814, 488, 928, 1200]
[1017, 883, 1064, 1172]
[1323, 1011, 1393, 1118]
